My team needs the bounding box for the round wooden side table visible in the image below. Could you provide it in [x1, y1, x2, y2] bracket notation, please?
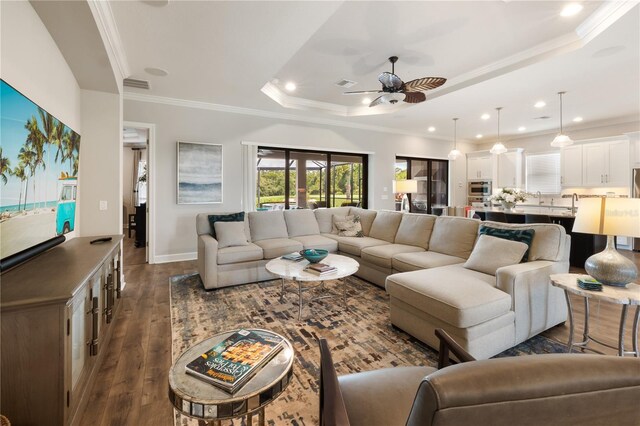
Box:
[168, 329, 294, 425]
[550, 273, 640, 357]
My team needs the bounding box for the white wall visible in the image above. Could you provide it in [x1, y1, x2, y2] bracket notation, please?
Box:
[0, 0, 82, 133]
[124, 99, 468, 261]
[79, 89, 122, 237]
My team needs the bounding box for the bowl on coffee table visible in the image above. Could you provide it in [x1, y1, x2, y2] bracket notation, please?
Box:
[300, 249, 328, 264]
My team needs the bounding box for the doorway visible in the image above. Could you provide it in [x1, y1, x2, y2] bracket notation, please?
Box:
[122, 124, 150, 265]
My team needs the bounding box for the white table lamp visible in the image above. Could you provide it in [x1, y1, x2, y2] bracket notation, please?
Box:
[572, 197, 640, 287]
[395, 179, 418, 213]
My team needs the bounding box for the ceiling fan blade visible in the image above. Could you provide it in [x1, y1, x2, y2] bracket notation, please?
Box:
[403, 92, 426, 104]
[369, 96, 385, 107]
[378, 72, 403, 90]
[343, 90, 384, 95]
[403, 77, 446, 92]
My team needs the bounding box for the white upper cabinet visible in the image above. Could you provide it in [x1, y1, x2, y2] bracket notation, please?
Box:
[582, 140, 629, 187]
[606, 140, 630, 186]
[497, 150, 523, 189]
[560, 145, 582, 187]
[582, 143, 607, 186]
[467, 155, 492, 180]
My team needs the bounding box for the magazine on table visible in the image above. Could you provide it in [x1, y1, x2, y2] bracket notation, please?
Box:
[282, 252, 304, 261]
[185, 329, 284, 393]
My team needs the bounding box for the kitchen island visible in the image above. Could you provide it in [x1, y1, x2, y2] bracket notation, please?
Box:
[474, 208, 604, 268]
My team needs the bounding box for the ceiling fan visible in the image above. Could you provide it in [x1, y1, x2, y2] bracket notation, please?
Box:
[344, 56, 446, 107]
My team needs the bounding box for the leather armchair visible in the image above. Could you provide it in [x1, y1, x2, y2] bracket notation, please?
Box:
[319, 330, 640, 426]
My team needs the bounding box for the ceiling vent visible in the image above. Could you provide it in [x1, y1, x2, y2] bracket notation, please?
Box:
[533, 116, 551, 120]
[123, 78, 151, 90]
[335, 79, 357, 88]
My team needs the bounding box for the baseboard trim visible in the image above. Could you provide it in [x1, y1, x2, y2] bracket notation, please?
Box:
[154, 252, 197, 264]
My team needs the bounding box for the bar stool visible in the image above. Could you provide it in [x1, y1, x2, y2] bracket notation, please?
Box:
[485, 211, 508, 223]
[525, 214, 551, 224]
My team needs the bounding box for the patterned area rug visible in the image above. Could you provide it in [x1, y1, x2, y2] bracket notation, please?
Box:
[170, 273, 570, 426]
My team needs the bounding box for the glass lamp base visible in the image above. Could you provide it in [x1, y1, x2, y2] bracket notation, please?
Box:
[585, 236, 639, 287]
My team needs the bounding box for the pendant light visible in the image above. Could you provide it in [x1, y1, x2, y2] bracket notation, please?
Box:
[490, 107, 508, 154]
[447, 118, 462, 160]
[551, 91, 574, 148]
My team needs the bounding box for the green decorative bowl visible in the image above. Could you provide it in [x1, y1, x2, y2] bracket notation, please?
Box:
[299, 249, 329, 264]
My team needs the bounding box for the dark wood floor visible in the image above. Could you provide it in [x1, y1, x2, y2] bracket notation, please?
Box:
[77, 240, 640, 425]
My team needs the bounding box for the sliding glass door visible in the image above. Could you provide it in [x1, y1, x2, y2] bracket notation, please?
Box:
[257, 147, 368, 210]
[394, 156, 449, 214]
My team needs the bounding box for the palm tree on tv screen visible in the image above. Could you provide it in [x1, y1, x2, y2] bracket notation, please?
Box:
[17, 145, 35, 210]
[53, 119, 68, 166]
[67, 131, 80, 176]
[12, 164, 27, 210]
[0, 147, 11, 185]
[24, 116, 44, 210]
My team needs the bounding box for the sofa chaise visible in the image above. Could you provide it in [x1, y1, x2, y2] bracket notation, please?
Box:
[196, 207, 570, 358]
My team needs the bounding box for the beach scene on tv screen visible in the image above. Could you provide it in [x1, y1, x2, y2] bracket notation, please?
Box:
[0, 80, 81, 259]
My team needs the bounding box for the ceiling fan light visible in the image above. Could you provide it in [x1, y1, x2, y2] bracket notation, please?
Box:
[490, 142, 508, 155]
[551, 133, 574, 147]
[381, 92, 406, 104]
[448, 148, 462, 160]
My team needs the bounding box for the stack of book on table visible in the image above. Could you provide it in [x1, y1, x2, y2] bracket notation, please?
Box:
[305, 262, 337, 276]
[577, 276, 603, 292]
[185, 329, 284, 393]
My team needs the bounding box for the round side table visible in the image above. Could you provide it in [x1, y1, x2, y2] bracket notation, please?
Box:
[169, 329, 294, 425]
[550, 273, 640, 357]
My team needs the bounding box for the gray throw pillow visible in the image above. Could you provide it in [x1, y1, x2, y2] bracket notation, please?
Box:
[463, 235, 528, 276]
[214, 221, 249, 249]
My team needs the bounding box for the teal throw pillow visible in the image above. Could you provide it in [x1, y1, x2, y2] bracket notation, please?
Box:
[479, 225, 535, 262]
[208, 212, 244, 239]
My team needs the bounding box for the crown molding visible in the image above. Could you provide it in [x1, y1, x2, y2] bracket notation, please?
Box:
[87, 0, 131, 81]
[576, 1, 639, 44]
[124, 92, 452, 141]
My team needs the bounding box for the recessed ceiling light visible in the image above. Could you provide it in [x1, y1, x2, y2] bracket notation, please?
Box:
[534, 101, 546, 108]
[518, 126, 526, 131]
[145, 67, 169, 77]
[476, 134, 483, 139]
[560, 3, 583, 17]
[428, 126, 436, 132]
[573, 116, 583, 122]
[481, 114, 490, 120]
[362, 98, 371, 105]
[285, 82, 296, 92]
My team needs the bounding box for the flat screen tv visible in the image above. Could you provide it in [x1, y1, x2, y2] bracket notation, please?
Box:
[1, 79, 81, 269]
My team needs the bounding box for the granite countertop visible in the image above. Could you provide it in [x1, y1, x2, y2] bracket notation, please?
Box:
[474, 207, 576, 218]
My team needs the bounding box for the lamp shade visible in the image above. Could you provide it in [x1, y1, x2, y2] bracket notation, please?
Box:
[394, 179, 418, 194]
[490, 142, 508, 155]
[550, 133, 574, 148]
[572, 197, 640, 237]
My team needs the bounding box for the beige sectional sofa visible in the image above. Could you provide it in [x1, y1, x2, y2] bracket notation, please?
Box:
[196, 207, 570, 358]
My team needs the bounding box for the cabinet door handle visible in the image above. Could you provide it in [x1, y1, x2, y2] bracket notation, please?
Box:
[561, 176, 564, 184]
[605, 174, 608, 183]
[90, 296, 99, 356]
[105, 273, 114, 324]
[115, 259, 122, 299]
[600, 175, 603, 183]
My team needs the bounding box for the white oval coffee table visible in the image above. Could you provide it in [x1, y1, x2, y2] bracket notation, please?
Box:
[265, 254, 359, 320]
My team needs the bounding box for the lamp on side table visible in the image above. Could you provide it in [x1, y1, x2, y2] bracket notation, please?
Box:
[572, 197, 640, 287]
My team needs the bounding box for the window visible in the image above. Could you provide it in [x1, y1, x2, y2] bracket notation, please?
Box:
[256, 147, 368, 210]
[394, 156, 449, 214]
[526, 152, 561, 194]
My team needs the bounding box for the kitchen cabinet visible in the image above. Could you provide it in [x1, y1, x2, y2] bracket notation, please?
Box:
[467, 155, 492, 180]
[497, 149, 523, 189]
[560, 144, 583, 187]
[1, 235, 123, 425]
[582, 140, 629, 187]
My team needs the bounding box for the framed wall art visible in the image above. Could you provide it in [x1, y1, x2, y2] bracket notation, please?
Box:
[177, 141, 222, 204]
